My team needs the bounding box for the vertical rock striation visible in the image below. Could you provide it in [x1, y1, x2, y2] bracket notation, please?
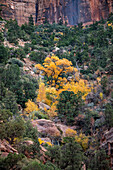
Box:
[1, 0, 36, 26]
[36, 0, 113, 25]
[1, 0, 113, 25]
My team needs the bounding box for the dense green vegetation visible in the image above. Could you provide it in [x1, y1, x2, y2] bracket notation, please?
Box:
[0, 13, 113, 169]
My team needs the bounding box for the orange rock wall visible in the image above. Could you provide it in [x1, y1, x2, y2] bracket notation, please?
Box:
[89, 0, 113, 22]
[1, 0, 113, 25]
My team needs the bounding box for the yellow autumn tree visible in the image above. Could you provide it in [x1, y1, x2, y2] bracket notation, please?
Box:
[47, 102, 58, 117]
[24, 99, 38, 113]
[75, 133, 89, 151]
[37, 81, 46, 103]
[57, 79, 91, 100]
[36, 81, 58, 117]
[35, 55, 92, 117]
[37, 81, 57, 106]
[35, 55, 78, 88]
[65, 128, 77, 137]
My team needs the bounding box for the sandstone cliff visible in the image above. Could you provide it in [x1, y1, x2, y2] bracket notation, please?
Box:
[1, 0, 113, 25]
[1, 0, 36, 26]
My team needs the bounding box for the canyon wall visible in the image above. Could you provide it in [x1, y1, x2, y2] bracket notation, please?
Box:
[1, 0, 113, 25]
[1, 0, 36, 25]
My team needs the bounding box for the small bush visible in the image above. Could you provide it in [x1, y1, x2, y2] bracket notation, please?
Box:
[8, 58, 23, 67]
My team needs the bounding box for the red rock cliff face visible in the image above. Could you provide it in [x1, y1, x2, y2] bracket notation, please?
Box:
[1, 0, 113, 25]
[89, 0, 113, 22]
[36, 0, 113, 25]
[1, 0, 36, 26]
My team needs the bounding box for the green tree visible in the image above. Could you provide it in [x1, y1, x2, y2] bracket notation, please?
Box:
[46, 138, 84, 170]
[6, 19, 20, 44]
[89, 149, 110, 170]
[0, 109, 12, 123]
[23, 120, 39, 141]
[60, 140, 84, 170]
[12, 81, 27, 108]
[0, 153, 24, 170]
[57, 91, 83, 124]
[101, 76, 108, 95]
[0, 109, 12, 140]
[105, 46, 113, 74]
[7, 117, 25, 144]
[1, 90, 18, 114]
[104, 103, 113, 129]
[3, 64, 20, 90]
[14, 48, 26, 60]
[0, 110, 24, 144]
[0, 32, 4, 44]
[23, 80, 37, 100]
[0, 82, 6, 101]
[44, 17, 49, 24]
[22, 160, 59, 170]
[29, 51, 46, 64]
[18, 121, 40, 158]
[22, 15, 34, 35]
[46, 146, 61, 167]
[58, 18, 63, 25]
[29, 15, 34, 26]
[0, 45, 8, 63]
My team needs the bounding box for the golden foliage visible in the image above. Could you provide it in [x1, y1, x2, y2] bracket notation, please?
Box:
[35, 55, 92, 117]
[57, 79, 91, 100]
[107, 22, 113, 29]
[100, 92, 103, 100]
[47, 103, 57, 117]
[37, 82, 46, 103]
[58, 32, 63, 35]
[38, 138, 52, 146]
[65, 128, 77, 137]
[35, 55, 78, 88]
[75, 133, 89, 151]
[24, 100, 38, 113]
[37, 81, 57, 106]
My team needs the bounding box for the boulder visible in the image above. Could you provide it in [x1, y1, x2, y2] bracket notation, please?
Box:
[32, 119, 60, 137]
[23, 140, 34, 146]
[32, 119, 76, 139]
[56, 124, 75, 137]
[38, 102, 50, 110]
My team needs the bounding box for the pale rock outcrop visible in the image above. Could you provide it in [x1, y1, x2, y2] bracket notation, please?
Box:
[32, 119, 61, 137]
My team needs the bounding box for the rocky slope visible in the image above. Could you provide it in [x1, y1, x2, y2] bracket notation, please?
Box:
[1, 0, 113, 25]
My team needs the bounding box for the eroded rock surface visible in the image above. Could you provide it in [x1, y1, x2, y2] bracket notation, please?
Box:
[32, 119, 75, 138]
[1, 0, 36, 25]
[32, 119, 61, 137]
[0, 139, 18, 157]
[1, 0, 113, 25]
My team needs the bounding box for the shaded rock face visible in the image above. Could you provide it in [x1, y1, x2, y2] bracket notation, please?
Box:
[1, 0, 113, 25]
[37, 0, 113, 25]
[1, 0, 36, 26]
